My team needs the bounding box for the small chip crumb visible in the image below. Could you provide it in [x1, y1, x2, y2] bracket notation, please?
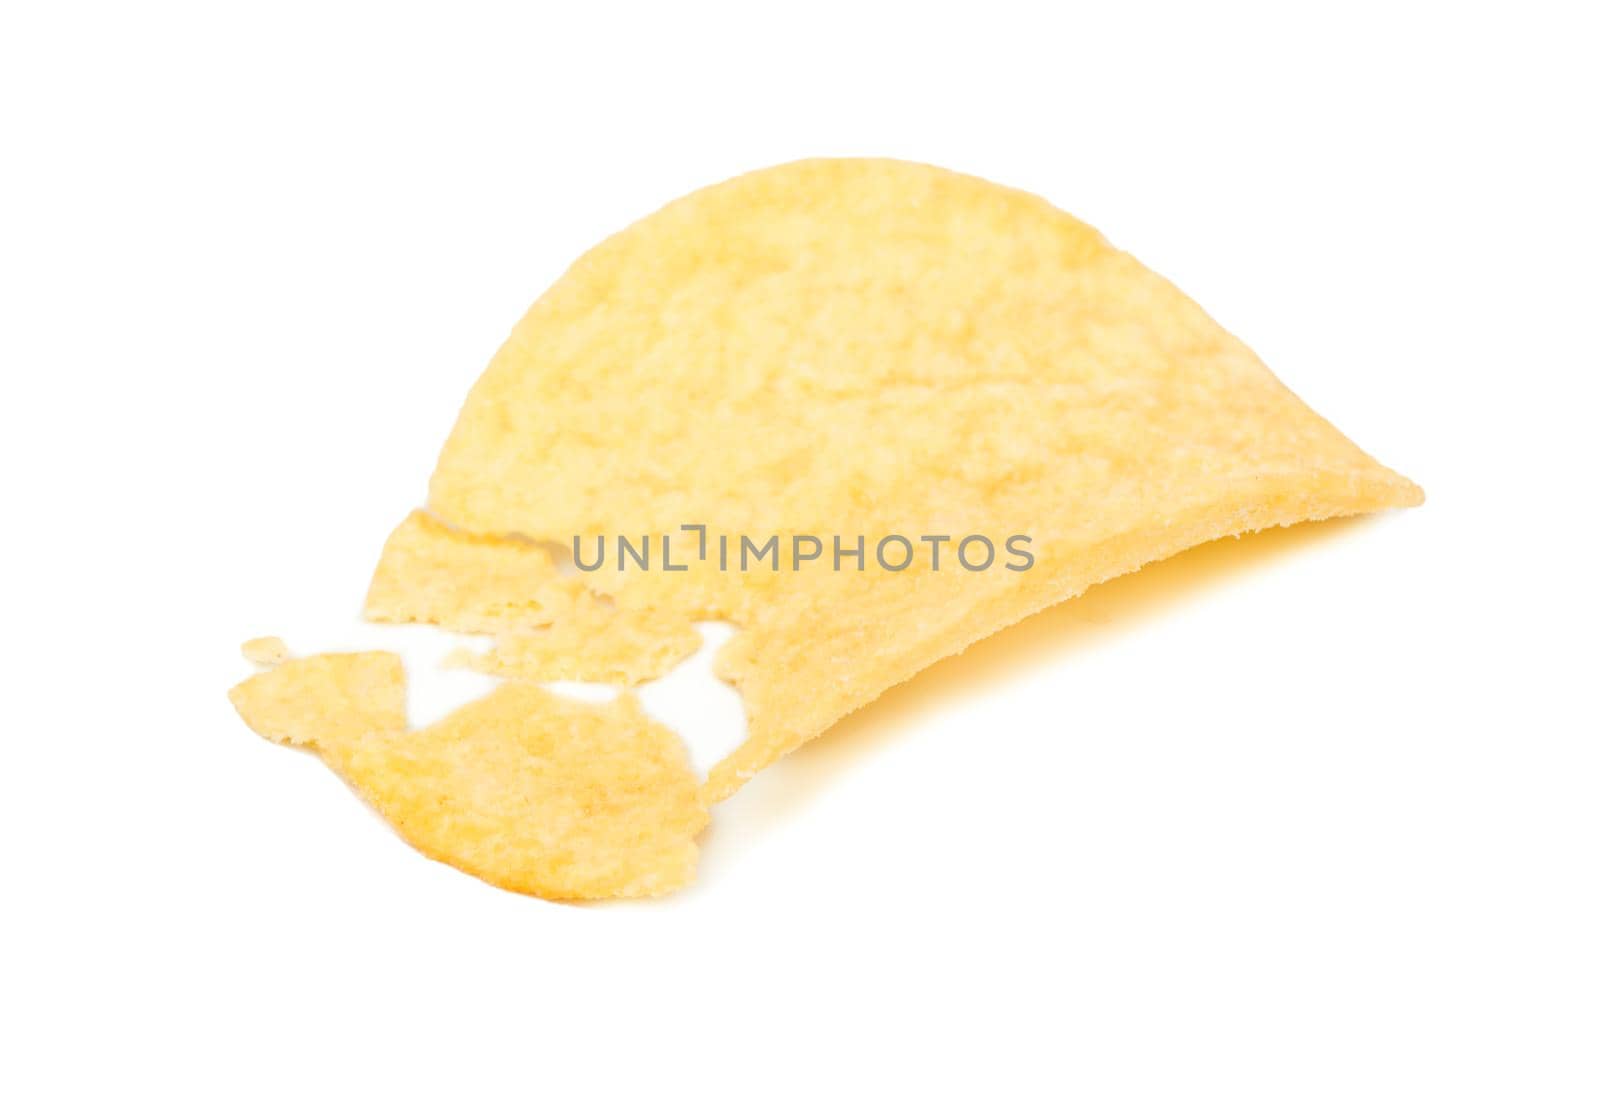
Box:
[241, 635, 290, 667]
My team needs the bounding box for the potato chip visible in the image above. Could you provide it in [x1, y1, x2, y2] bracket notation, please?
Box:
[238, 158, 1420, 898]
[416, 158, 1421, 801]
[228, 653, 706, 898]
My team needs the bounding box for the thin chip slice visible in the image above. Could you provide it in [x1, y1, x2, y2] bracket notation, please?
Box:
[411, 157, 1421, 802]
[228, 653, 707, 898]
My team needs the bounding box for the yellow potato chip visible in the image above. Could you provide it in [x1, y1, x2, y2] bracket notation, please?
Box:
[228, 653, 706, 898]
[239, 158, 1420, 899]
[414, 157, 1420, 802]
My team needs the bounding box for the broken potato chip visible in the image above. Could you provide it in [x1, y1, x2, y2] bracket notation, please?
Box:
[234, 158, 1420, 898]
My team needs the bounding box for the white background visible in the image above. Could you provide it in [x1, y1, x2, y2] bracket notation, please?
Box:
[3, 2, 1596, 1092]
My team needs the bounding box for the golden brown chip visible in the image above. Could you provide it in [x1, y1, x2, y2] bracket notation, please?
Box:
[415, 158, 1421, 801]
[227, 653, 707, 898]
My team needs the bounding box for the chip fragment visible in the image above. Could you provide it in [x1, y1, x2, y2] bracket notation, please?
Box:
[368, 509, 701, 684]
[229, 650, 406, 750]
[364, 509, 561, 632]
[228, 653, 707, 898]
[240, 635, 290, 667]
